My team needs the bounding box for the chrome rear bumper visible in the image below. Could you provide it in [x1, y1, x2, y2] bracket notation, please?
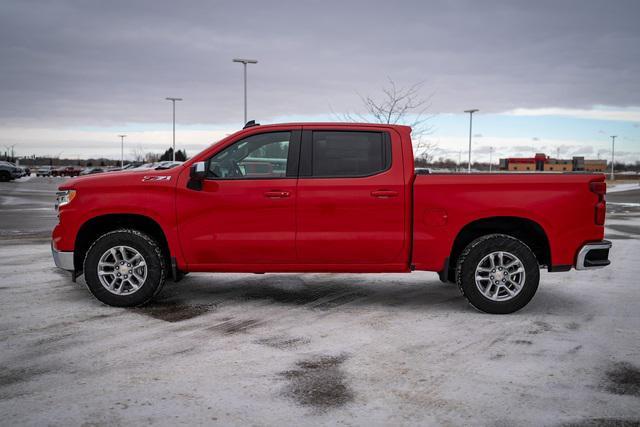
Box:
[576, 240, 611, 270]
[51, 243, 74, 271]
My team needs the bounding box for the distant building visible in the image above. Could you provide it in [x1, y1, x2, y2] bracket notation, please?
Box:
[499, 153, 606, 172]
[583, 159, 607, 172]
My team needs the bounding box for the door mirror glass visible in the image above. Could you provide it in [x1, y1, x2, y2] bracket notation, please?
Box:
[191, 161, 206, 178]
[188, 161, 206, 190]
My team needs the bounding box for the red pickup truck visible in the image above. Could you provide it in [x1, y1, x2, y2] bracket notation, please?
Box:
[52, 122, 611, 314]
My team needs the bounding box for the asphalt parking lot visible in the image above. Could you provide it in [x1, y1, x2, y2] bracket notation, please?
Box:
[1, 177, 639, 426]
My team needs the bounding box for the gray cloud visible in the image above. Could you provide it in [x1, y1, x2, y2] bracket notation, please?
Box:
[512, 145, 536, 152]
[0, 0, 639, 128]
[571, 146, 594, 155]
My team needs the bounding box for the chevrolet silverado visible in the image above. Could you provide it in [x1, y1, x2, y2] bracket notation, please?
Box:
[52, 122, 611, 313]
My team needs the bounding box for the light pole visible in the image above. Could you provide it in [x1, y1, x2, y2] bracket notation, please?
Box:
[464, 109, 479, 173]
[610, 135, 617, 181]
[489, 146, 494, 172]
[232, 58, 258, 124]
[165, 97, 182, 161]
[118, 135, 126, 168]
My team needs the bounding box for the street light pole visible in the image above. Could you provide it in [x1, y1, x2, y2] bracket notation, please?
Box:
[464, 109, 479, 173]
[232, 58, 258, 124]
[610, 135, 617, 181]
[489, 146, 493, 172]
[118, 135, 126, 169]
[165, 97, 182, 161]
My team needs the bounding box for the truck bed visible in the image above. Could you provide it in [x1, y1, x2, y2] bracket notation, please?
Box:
[411, 173, 606, 272]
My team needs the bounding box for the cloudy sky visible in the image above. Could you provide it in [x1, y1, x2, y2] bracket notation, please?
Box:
[1, 0, 639, 163]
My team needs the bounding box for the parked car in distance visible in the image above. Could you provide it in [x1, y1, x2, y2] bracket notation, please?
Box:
[154, 161, 184, 170]
[0, 160, 22, 181]
[36, 165, 54, 177]
[415, 167, 431, 174]
[52, 122, 611, 314]
[55, 166, 83, 177]
[49, 166, 78, 177]
[80, 167, 104, 175]
[51, 167, 66, 177]
[134, 162, 156, 169]
[121, 163, 142, 170]
[133, 161, 183, 170]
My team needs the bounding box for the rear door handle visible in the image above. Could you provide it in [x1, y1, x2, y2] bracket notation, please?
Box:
[371, 190, 399, 198]
[264, 190, 291, 198]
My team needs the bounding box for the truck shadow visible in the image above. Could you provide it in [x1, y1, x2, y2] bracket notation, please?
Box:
[132, 273, 583, 322]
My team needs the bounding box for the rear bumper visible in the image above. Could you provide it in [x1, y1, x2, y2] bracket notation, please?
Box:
[575, 240, 611, 270]
[51, 242, 74, 271]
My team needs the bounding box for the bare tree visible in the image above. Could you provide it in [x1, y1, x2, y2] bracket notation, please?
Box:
[145, 152, 161, 163]
[337, 78, 437, 163]
[130, 145, 146, 163]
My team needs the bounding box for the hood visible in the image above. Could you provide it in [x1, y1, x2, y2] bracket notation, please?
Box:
[59, 167, 184, 191]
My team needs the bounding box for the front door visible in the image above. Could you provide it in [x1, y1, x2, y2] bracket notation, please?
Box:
[176, 129, 300, 268]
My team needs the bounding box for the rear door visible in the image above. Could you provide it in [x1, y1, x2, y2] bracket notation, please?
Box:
[295, 127, 407, 266]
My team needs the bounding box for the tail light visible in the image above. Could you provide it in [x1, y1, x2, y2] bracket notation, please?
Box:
[590, 181, 606, 225]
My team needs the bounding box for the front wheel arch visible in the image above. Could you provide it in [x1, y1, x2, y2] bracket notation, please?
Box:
[74, 214, 172, 278]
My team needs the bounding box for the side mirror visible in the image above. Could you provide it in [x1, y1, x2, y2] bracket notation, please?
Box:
[187, 161, 206, 190]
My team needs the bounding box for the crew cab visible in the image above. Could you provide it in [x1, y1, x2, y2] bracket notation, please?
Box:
[52, 122, 611, 313]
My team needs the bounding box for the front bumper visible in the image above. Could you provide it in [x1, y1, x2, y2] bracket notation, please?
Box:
[51, 242, 74, 271]
[575, 240, 611, 270]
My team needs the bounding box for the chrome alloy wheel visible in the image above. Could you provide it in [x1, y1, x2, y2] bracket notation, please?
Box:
[474, 251, 526, 302]
[97, 245, 147, 295]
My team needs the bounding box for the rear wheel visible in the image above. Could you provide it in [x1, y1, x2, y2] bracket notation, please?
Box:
[0, 171, 10, 182]
[456, 234, 539, 314]
[83, 229, 167, 307]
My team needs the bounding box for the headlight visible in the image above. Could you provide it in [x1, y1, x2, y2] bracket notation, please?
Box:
[55, 190, 76, 210]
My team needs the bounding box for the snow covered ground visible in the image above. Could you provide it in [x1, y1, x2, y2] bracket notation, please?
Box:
[608, 182, 640, 193]
[0, 179, 639, 426]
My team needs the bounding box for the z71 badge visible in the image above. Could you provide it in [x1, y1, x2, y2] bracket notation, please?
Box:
[142, 176, 171, 182]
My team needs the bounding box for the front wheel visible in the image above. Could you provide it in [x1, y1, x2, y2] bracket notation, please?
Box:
[83, 229, 167, 307]
[456, 234, 540, 314]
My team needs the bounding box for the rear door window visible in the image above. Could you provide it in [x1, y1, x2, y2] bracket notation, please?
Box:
[309, 131, 391, 178]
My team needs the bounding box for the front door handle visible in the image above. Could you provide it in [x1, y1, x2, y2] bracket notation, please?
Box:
[264, 190, 291, 198]
[371, 190, 399, 198]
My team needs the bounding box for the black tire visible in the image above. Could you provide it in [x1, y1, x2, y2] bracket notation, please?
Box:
[456, 234, 539, 314]
[83, 229, 167, 307]
[0, 171, 10, 182]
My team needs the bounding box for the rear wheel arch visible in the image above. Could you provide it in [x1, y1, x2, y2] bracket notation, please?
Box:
[74, 214, 172, 277]
[445, 216, 551, 281]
